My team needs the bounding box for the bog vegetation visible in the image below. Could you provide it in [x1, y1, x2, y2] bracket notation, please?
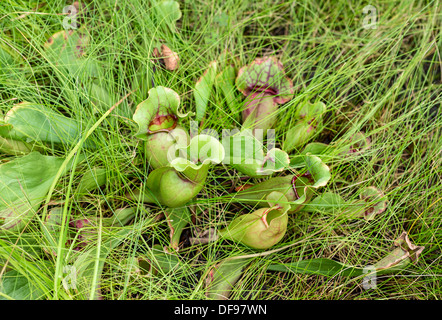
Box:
[0, 0, 440, 300]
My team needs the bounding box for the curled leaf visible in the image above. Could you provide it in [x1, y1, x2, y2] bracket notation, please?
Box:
[289, 131, 371, 168]
[205, 258, 251, 300]
[133, 87, 190, 169]
[169, 134, 225, 172]
[359, 186, 387, 220]
[232, 154, 331, 213]
[283, 101, 326, 152]
[145, 166, 207, 208]
[144, 135, 223, 208]
[219, 192, 289, 249]
[133, 86, 182, 137]
[259, 148, 290, 176]
[236, 56, 293, 103]
[236, 56, 293, 132]
[223, 133, 289, 177]
[144, 126, 189, 169]
[374, 232, 425, 271]
[289, 142, 330, 168]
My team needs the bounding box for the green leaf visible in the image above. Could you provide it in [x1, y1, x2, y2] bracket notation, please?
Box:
[2, 102, 95, 148]
[0, 270, 44, 300]
[259, 148, 290, 175]
[0, 136, 33, 155]
[0, 42, 29, 88]
[206, 258, 252, 300]
[144, 126, 190, 169]
[294, 153, 331, 203]
[194, 61, 217, 121]
[149, 244, 182, 274]
[241, 92, 279, 133]
[44, 30, 115, 112]
[219, 193, 289, 249]
[215, 65, 239, 113]
[76, 167, 108, 194]
[283, 122, 315, 153]
[283, 101, 326, 152]
[146, 166, 207, 208]
[289, 142, 330, 168]
[122, 245, 182, 278]
[223, 134, 289, 177]
[145, 135, 225, 207]
[289, 132, 371, 167]
[231, 154, 331, 213]
[236, 56, 293, 103]
[0, 152, 75, 235]
[267, 232, 425, 277]
[44, 29, 99, 81]
[131, 64, 154, 102]
[154, 0, 182, 33]
[0, 233, 44, 261]
[169, 134, 225, 172]
[133, 86, 182, 138]
[302, 186, 387, 221]
[88, 81, 114, 109]
[303, 192, 347, 213]
[72, 226, 141, 299]
[267, 258, 364, 277]
[0, 43, 20, 73]
[165, 206, 191, 251]
[41, 207, 64, 256]
[295, 101, 326, 121]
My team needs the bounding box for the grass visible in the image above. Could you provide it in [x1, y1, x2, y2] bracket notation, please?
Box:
[0, 0, 441, 300]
